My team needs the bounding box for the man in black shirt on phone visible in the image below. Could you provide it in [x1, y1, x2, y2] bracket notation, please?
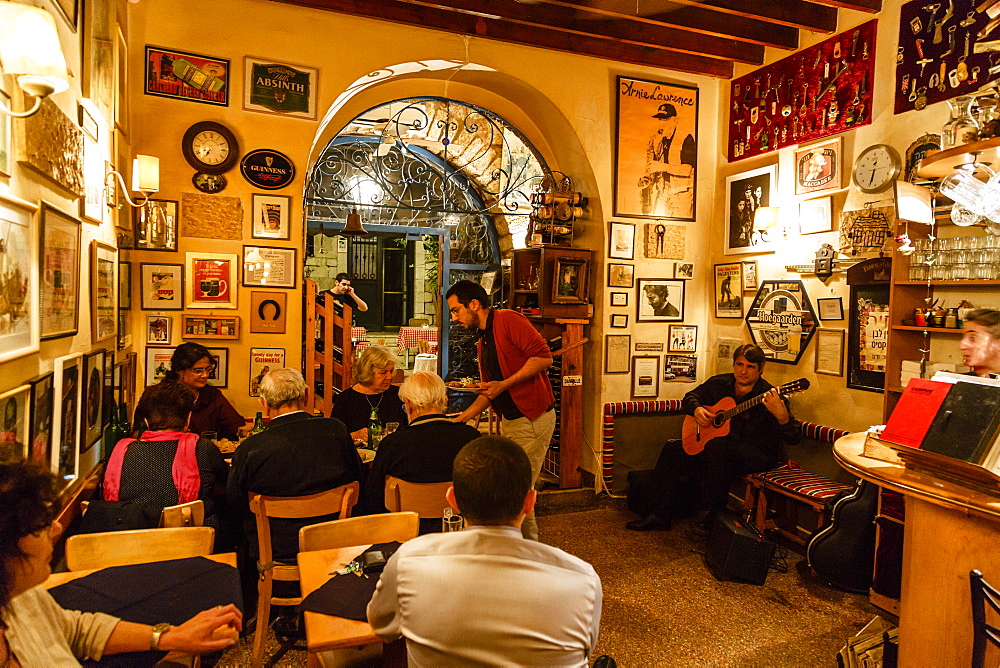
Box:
[327, 273, 369, 312]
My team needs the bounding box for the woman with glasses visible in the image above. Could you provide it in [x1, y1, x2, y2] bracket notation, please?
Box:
[134, 342, 245, 441]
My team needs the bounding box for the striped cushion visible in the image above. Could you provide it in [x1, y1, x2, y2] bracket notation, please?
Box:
[753, 463, 851, 500]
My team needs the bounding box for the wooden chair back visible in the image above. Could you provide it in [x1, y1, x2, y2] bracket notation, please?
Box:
[408, 318, 429, 327]
[159, 499, 205, 527]
[65, 526, 215, 571]
[971, 569, 1000, 668]
[384, 476, 453, 519]
[300, 512, 419, 552]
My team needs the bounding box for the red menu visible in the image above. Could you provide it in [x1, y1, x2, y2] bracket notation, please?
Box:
[881, 378, 952, 448]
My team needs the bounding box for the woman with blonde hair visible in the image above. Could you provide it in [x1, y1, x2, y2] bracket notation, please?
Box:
[330, 345, 407, 442]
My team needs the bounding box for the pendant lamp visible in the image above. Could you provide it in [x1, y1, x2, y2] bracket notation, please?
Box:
[342, 209, 368, 235]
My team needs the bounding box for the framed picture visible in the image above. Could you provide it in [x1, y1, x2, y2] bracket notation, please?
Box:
[815, 328, 846, 377]
[82, 0, 114, 122]
[631, 355, 661, 398]
[904, 133, 941, 183]
[182, 315, 240, 339]
[250, 292, 287, 334]
[115, 24, 129, 136]
[668, 325, 698, 353]
[608, 222, 635, 260]
[480, 270, 498, 294]
[144, 46, 229, 106]
[742, 260, 758, 291]
[551, 256, 589, 305]
[714, 263, 744, 318]
[0, 194, 38, 362]
[91, 241, 117, 343]
[610, 313, 629, 328]
[799, 196, 834, 235]
[140, 263, 184, 310]
[242, 246, 297, 289]
[81, 350, 105, 453]
[818, 297, 845, 321]
[243, 57, 318, 120]
[118, 310, 132, 350]
[145, 347, 174, 386]
[724, 164, 777, 255]
[608, 263, 634, 288]
[0, 384, 30, 464]
[847, 265, 890, 393]
[605, 334, 631, 374]
[135, 200, 178, 251]
[0, 88, 11, 177]
[249, 348, 285, 396]
[146, 315, 172, 345]
[28, 372, 53, 466]
[673, 262, 694, 280]
[205, 347, 230, 388]
[794, 136, 842, 196]
[119, 261, 131, 310]
[251, 194, 292, 240]
[52, 353, 82, 490]
[636, 278, 684, 322]
[664, 354, 698, 381]
[610, 292, 629, 307]
[614, 76, 698, 221]
[39, 201, 81, 340]
[186, 253, 238, 308]
[102, 350, 115, 428]
[80, 138, 105, 223]
[122, 351, 138, 409]
[745, 280, 819, 366]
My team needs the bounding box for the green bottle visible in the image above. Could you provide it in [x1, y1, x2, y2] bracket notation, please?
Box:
[102, 402, 129, 461]
[252, 412, 266, 434]
[367, 407, 382, 450]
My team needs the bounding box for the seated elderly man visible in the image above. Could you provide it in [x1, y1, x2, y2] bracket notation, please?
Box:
[367, 435, 604, 666]
[363, 371, 481, 529]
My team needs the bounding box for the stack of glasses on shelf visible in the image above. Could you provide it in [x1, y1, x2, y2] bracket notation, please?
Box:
[908, 236, 1000, 281]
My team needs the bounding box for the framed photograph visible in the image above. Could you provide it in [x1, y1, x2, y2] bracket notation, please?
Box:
[118, 310, 132, 350]
[186, 253, 238, 309]
[206, 347, 230, 388]
[742, 260, 759, 291]
[818, 297, 845, 321]
[251, 194, 292, 240]
[614, 76, 698, 221]
[140, 263, 184, 310]
[724, 164, 777, 255]
[605, 334, 631, 374]
[250, 292, 287, 334]
[673, 261, 694, 279]
[631, 355, 660, 398]
[636, 278, 684, 322]
[242, 246, 297, 289]
[799, 196, 834, 235]
[0, 88, 11, 176]
[794, 136, 842, 196]
[28, 372, 53, 466]
[182, 315, 240, 340]
[610, 292, 629, 307]
[39, 201, 81, 340]
[668, 325, 698, 353]
[249, 348, 285, 396]
[144, 347, 174, 386]
[52, 353, 82, 489]
[608, 222, 635, 260]
[0, 384, 30, 464]
[244, 57, 318, 120]
[91, 241, 117, 343]
[119, 261, 131, 310]
[135, 200, 178, 251]
[144, 46, 229, 106]
[551, 256, 589, 305]
[82, 350, 105, 453]
[608, 263, 634, 288]
[664, 354, 698, 382]
[714, 263, 744, 318]
[146, 315, 172, 345]
[815, 328, 846, 377]
[610, 313, 629, 328]
[80, 138, 105, 224]
[0, 195, 38, 362]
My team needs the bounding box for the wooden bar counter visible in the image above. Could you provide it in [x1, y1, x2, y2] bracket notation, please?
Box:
[834, 432, 1000, 667]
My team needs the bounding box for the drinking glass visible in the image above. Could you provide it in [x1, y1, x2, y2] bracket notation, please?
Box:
[384, 422, 400, 436]
[442, 514, 464, 532]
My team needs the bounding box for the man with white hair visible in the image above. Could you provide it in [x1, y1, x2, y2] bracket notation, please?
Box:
[364, 371, 481, 531]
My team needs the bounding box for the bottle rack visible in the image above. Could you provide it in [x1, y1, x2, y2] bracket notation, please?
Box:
[526, 171, 587, 247]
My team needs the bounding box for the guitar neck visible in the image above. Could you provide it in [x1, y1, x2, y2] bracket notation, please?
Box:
[720, 383, 799, 422]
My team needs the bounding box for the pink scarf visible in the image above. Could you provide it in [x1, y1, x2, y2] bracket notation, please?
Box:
[103, 430, 201, 504]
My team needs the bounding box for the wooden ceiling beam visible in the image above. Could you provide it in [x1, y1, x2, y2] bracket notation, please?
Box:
[818, 0, 881, 12]
[690, 0, 838, 32]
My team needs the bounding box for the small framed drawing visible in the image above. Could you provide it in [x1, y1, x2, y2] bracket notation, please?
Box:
[243, 246, 297, 289]
[251, 194, 292, 240]
[140, 263, 184, 310]
[636, 278, 684, 322]
[182, 315, 240, 339]
[742, 260, 758, 291]
[81, 350, 105, 454]
[610, 313, 629, 328]
[610, 292, 628, 307]
[815, 328, 846, 376]
[608, 222, 635, 260]
[552, 256, 589, 305]
[605, 334, 631, 374]
[799, 196, 834, 235]
[714, 263, 743, 318]
[119, 261, 131, 310]
[28, 372, 54, 466]
[0, 384, 30, 463]
[40, 201, 81, 340]
[91, 241, 117, 343]
[52, 353, 82, 490]
[608, 263, 634, 288]
[668, 324, 698, 353]
[673, 262, 694, 279]
[0, 194, 38, 362]
[631, 355, 660, 398]
[146, 315, 172, 345]
[145, 347, 174, 386]
[817, 297, 845, 321]
[186, 253, 238, 309]
[205, 347, 230, 388]
[794, 136, 842, 196]
[135, 200, 178, 251]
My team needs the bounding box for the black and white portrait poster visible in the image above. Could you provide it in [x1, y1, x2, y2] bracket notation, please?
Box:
[636, 278, 684, 322]
[724, 164, 776, 255]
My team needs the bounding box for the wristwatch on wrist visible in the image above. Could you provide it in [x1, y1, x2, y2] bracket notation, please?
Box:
[150, 622, 172, 651]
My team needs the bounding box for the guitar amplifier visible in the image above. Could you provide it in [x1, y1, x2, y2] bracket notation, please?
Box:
[706, 512, 775, 586]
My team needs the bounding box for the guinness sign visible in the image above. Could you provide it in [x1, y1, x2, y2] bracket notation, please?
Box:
[240, 149, 296, 190]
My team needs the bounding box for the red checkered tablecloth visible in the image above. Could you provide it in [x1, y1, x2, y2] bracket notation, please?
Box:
[397, 326, 439, 354]
[351, 327, 367, 341]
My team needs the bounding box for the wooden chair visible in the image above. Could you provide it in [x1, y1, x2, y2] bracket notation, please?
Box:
[408, 318, 429, 327]
[384, 476, 453, 519]
[299, 511, 419, 552]
[971, 569, 1000, 667]
[65, 527, 215, 571]
[159, 500, 205, 528]
[248, 482, 359, 668]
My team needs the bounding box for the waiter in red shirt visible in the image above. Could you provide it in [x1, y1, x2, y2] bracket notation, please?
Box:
[447, 280, 555, 540]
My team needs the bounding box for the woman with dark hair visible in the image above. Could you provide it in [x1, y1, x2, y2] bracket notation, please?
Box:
[0, 462, 241, 664]
[134, 342, 244, 440]
[330, 345, 407, 443]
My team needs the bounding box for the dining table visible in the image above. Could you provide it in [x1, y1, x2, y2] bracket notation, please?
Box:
[396, 326, 439, 355]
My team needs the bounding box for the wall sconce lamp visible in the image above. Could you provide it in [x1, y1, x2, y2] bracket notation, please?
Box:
[753, 206, 779, 243]
[0, 4, 70, 118]
[105, 155, 160, 209]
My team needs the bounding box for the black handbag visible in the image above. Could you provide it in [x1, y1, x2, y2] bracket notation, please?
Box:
[76, 499, 162, 534]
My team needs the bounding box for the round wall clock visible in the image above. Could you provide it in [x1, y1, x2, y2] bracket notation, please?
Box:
[192, 172, 227, 194]
[182, 121, 240, 175]
[851, 144, 902, 194]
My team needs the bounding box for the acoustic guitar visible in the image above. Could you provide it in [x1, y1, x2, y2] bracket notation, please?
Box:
[681, 378, 810, 455]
